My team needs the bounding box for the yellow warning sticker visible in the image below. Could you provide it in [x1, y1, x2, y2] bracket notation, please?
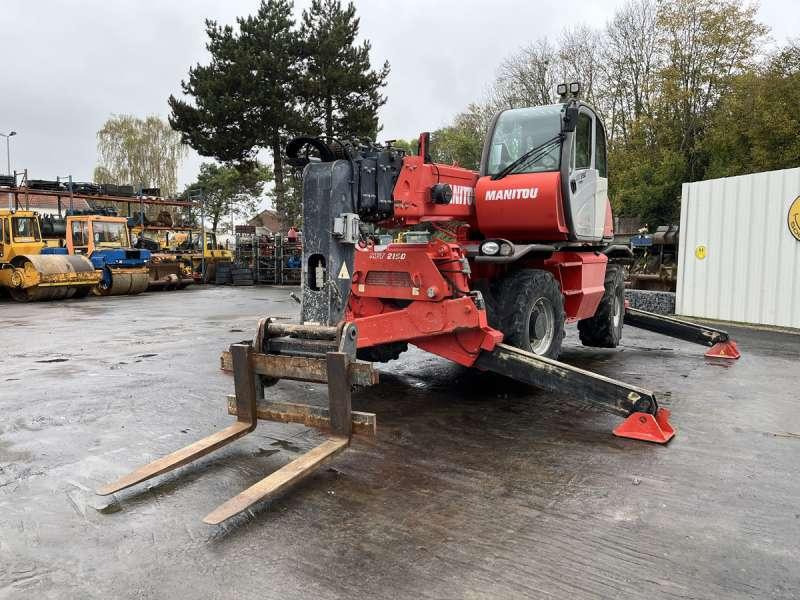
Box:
[695, 245, 707, 260]
[337, 263, 351, 280]
[789, 196, 800, 242]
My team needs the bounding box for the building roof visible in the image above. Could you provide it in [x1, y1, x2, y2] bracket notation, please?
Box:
[248, 208, 282, 232]
[2, 192, 91, 213]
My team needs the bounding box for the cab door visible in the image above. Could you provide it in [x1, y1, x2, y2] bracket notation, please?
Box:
[0, 217, 7, 261]
[68, 219, 91, 255]
[567, 107, 606, 241]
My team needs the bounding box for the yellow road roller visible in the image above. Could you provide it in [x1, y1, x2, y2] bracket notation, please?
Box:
[0, 209, 100, 301]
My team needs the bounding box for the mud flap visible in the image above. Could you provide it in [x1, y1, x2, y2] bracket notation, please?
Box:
[613, 408, 675, 444]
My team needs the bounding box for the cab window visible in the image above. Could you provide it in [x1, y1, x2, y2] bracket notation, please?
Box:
[486, 104, 563, 176]
[1, 218, 7, 244]
[595, 119, 607, 177]
[12, 217, 41, 241]
[575, 113, 592, 170]
[93, 221, 128, 245]
[72, 221, 89, 247]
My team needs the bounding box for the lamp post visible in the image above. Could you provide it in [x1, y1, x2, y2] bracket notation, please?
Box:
[0, 131, 17, 175]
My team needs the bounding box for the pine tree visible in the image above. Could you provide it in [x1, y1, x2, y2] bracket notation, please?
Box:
[299, 0, 389, 140]
[168, 0, 301, 213]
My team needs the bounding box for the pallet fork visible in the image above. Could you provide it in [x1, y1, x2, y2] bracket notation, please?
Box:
[97, 319, 378, 525]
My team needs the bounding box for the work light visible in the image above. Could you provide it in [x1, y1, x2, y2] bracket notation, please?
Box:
[481, 240, 500, 255]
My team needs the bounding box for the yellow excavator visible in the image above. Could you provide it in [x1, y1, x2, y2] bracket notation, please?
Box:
[0, 208, 100, 301]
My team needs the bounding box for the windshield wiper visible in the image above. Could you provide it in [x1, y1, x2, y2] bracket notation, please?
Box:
[491, 133, 564, 181]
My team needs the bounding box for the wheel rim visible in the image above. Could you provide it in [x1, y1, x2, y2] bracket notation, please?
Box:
[613, 294, 622, 329]
[528, 297, 555, 355]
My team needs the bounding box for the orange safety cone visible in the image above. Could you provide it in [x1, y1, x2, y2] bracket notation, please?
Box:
[705, 340, 741, 359]
[613, 408, 675, 444]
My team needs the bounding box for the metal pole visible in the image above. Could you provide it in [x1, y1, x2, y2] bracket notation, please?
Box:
[5, 136, 9, 176]
[69, 175, 74, 213]
[200, 191, 206, 281]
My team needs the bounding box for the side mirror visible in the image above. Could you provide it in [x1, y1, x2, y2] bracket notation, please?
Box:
[563, 101, 579, 133]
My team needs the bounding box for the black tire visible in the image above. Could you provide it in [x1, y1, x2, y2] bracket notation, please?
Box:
[357, 342, 408, 363]
[497, 269, 566, 359]
[577, 264, 624, 348]
[73, 287, 91, 299]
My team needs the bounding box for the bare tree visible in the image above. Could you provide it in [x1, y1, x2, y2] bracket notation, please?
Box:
[491, 39, 559, 109]
[557, 25, 606, 110]
[94, 115, 187, 196]
[603, 0, 662, 143]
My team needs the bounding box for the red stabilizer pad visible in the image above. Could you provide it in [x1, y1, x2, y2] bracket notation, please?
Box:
[705, 340, 740, 359]
[613, 408, 675, 444]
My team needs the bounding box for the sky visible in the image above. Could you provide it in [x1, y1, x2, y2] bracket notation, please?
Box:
[1, 0, 797, 206]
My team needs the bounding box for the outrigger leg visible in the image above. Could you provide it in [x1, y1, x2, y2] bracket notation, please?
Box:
[623, 307, 741, 359]
[97, 321, 378, 524]
[475, 343, 675, 443]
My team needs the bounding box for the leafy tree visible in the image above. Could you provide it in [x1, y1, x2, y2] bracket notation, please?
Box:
[702, 43, 800, 178]
[389, 138, 418, 155]
[272, 173, 304, 230]
[656, 0, 768, 181]
[430, 106, 489, 170]
[93, 115, 187, 196]
[183, 162, 272, 234]
[168, 0, 301, 213]
[299, 0, 389, 139]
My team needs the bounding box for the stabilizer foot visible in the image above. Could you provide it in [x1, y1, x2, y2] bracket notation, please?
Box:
[613, 408, 675, 444]
[705, 340, 740, 359]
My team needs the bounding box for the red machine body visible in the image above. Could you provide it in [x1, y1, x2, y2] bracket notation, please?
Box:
[347, 102, 614, 367]
[474, 172, 570, 240]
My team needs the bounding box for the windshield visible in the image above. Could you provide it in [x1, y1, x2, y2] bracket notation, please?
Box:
[487, 104, 563, 176]
[12, 216, 41, 241]
[93, 221, 129, 246]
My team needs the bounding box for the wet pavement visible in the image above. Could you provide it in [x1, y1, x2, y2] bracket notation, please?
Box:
[1, 285, 799, 599]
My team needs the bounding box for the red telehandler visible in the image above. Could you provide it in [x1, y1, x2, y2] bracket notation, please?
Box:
[97, 84, 740, 524]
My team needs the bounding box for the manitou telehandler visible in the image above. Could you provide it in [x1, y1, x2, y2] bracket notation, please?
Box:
[97, 84, 740, 524]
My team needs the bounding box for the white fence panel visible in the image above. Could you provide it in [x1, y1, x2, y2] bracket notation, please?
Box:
[676, 167, 800, 329]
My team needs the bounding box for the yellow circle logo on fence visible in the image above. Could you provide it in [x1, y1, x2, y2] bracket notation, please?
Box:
[695, 245, 707, 260]
[789, 196, 800, 242]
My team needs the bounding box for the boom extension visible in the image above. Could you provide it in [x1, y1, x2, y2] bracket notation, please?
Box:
[475, 343, 674, 443]
[624, 307, 741, 359]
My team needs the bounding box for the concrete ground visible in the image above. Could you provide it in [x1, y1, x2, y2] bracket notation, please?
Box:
[1, 285, 799, 600]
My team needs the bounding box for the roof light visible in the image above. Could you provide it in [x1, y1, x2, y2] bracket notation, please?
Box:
[569, 82, 581, 95]
[557, 83, 568, 97]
